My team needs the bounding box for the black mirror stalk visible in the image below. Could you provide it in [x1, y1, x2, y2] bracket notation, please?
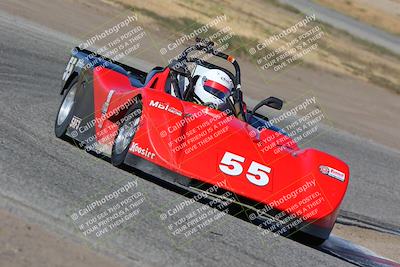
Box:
[251, 96, 283, 114]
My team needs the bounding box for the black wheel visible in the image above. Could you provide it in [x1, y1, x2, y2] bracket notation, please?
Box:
[290, 230, 327, 246]
[111, 101, 142, 166]
[55, 77, 79, 138]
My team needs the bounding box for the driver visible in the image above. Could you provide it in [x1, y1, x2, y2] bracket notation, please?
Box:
[169, 61, 246, 120]
[193, 69, 234, 109]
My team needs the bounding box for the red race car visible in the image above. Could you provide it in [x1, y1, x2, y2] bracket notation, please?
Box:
[55, 39, 349, 244]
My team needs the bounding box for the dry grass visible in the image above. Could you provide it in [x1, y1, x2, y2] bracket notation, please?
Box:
[104, 0, 400, 93]
[314, 0, 400, 36]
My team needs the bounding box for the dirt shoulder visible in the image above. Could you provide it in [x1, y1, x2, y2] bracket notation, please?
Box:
[0, 208, 127, 267]
[313, 0, 400, 36]
[332, 224, 400, 263]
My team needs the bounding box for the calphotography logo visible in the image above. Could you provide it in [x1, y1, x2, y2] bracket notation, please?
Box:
[248, 13, 325, 73]
[78, 14, 139, 49]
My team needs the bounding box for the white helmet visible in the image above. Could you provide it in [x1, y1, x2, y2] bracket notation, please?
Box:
[194, 69, 234, 106]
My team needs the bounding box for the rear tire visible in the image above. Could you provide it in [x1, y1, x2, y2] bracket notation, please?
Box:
[55, 77, 78, 139]
[111, 101, 142, 166]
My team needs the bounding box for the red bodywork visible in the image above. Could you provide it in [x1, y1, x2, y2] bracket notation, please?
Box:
[92, 66, 349, 236]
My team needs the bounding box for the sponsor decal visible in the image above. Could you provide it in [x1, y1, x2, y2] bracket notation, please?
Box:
[149, 100, 182, 116]
[129, 142, 156, 159]
[319, 165, 345, 182]
[69, 116, 82, 130]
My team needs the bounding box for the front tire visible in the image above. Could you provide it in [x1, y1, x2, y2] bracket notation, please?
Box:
[55, 77, 78, 138]
[111, 101, 142, 166]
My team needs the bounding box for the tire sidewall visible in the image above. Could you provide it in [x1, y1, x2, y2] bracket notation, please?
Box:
[111, 101, 142, 166]
[55, 77, 79, 138]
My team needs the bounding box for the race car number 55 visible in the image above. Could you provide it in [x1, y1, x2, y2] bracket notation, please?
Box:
[219, 152, 271, 186]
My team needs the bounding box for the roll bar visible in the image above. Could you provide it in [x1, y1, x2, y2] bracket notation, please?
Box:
[170, 37, 246, 121]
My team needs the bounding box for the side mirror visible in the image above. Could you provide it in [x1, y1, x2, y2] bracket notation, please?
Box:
[251, 96, 283, 114]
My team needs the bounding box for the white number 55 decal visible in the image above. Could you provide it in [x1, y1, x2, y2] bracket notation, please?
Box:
[219, 152, 271, 186]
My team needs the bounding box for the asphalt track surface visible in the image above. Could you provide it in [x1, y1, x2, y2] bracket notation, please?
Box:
[0, 8, 399, 267]
[278, 0, 400, 55]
